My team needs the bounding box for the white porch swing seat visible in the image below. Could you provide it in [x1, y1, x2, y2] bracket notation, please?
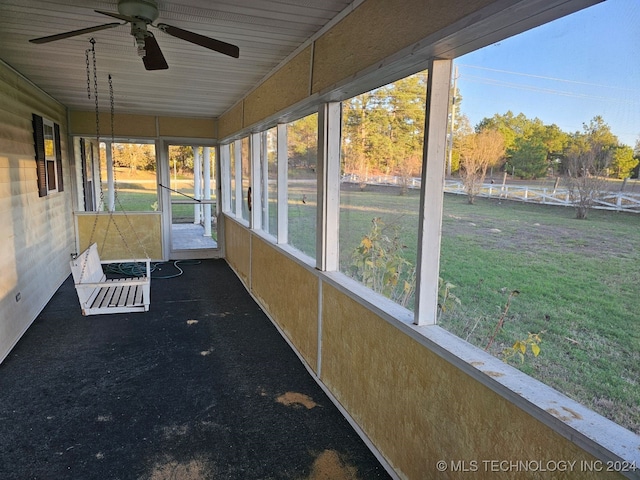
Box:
[70, 243, 151, 316]
[69, 45, 151, 316]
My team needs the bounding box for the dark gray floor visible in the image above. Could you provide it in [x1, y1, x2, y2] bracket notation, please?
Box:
[0, 259, 391, 480]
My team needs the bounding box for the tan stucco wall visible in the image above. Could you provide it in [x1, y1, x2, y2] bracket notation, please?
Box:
[250, 236, 318, 370]
[76, 212, 162, 261]
[0, 61, 74, 363]
[69, 111, 217, 139]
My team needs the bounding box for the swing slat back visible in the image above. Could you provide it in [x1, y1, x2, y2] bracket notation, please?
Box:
[70, 243, 151, 316]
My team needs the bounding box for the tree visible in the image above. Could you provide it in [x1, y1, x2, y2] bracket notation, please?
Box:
[287, 114, 318, 172]
[508, 137, 548, 179]
[342, 71, 428, 186]
[112, 143, 155, 173]
[476, 111, 534, 152]
[611, 145, 638, 179]
[564, 132, 612, 219]
[634, 137, 640, 179]
[449, 114, 473, 175]
[458, 129, 505, 204]
[476, 112, 570, 179]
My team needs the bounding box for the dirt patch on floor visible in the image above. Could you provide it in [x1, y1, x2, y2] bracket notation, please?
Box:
[276, 391, 319, 409]
[146, 455, 212, 480]
[305, 450, 359, 480]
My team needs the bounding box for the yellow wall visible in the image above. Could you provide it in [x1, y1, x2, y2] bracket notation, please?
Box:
[223, 217, 250, 286]
[320, 283, 611, 479]
[217, 103, 244, 140]
[0, 60, 75, 363]
[251, 235, 318, 370]
[158, 116, 217, 138]
[244, 46, 313, 127]
[69, 111, 217, 139]
[311, 0, 492, 93]
[75, 212, 162, 260]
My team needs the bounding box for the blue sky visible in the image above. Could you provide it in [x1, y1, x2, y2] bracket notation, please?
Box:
[454, 0, 640, 147]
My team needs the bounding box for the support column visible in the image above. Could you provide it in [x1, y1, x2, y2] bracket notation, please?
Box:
[105, 141, 115, 211]
[203, 146, 212, 237]
[261, 131, 269, 232]
[219, 144, 230, 213]
[234, 139, 243, 217]
[414, 58, 452, 325]
[316, 102, 341, 272]
[277, 123, 288, 244]
[193, 146, 202, 224]
[250, 132, 262, 230]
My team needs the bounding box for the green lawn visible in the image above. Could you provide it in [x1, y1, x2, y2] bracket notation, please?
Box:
[438, 195, 640, 433]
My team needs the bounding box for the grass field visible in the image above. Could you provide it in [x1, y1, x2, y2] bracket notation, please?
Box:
[438, 194, 639, 433]
[107, 174, 639, 433]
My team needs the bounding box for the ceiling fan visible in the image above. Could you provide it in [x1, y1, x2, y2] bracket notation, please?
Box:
[29, 0, 239, 70]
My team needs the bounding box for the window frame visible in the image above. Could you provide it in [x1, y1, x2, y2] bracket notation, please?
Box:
[33, 113, 63, 197]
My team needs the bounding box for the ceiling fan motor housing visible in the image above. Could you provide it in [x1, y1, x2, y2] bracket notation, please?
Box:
[118, 0, 159, 22]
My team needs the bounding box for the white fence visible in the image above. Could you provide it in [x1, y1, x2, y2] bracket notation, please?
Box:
[341, 174, 640, 213]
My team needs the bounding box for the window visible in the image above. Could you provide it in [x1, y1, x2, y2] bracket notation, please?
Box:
[262, 127, 278, 236]
[100, 142, 158, 212]
[287, 113, 318, 258]
[33, 114, 63, 196]
[438, 0, 639, 434]
[339, 72, 428, 309]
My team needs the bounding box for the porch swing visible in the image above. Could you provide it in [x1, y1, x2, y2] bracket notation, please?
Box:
[70, 39, 151, 316]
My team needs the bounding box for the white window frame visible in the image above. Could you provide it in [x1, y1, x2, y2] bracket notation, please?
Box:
[43, 118, 59, 193]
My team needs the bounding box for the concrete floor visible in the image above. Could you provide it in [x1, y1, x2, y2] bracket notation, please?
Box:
[171, 223, 218, 250]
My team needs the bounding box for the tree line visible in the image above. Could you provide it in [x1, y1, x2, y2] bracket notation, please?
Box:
[286, 70, 640, 218]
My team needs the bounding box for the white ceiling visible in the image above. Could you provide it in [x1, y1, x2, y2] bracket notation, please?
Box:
[0, 0, 354, 118]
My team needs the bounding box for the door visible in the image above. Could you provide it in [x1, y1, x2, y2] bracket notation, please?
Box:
[160, 143, 218, 259]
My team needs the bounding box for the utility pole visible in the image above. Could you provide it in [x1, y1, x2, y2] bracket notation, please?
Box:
[447, 66, 459, 177]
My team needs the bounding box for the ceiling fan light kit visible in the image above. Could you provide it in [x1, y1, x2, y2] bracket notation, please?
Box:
[118, 0, 159, 22]
[28, 0, 239, 70]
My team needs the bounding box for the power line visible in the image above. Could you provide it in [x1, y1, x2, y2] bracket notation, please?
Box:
[461, 74, 640, 106]
[456, 63, 640, 94]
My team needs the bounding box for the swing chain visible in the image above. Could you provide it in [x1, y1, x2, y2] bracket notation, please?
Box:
[109, 74, 118, 202]
[105, 75, 137, 259]
[81, 40, 149, 278]
[81, 38, 103, 283]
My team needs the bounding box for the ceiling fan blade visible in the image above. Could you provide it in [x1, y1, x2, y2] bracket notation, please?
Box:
[29, 23, 121, 44]
[142, 33, 168, 70]
[95, 10, 137, 23]
[156, 23, 239, 58]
